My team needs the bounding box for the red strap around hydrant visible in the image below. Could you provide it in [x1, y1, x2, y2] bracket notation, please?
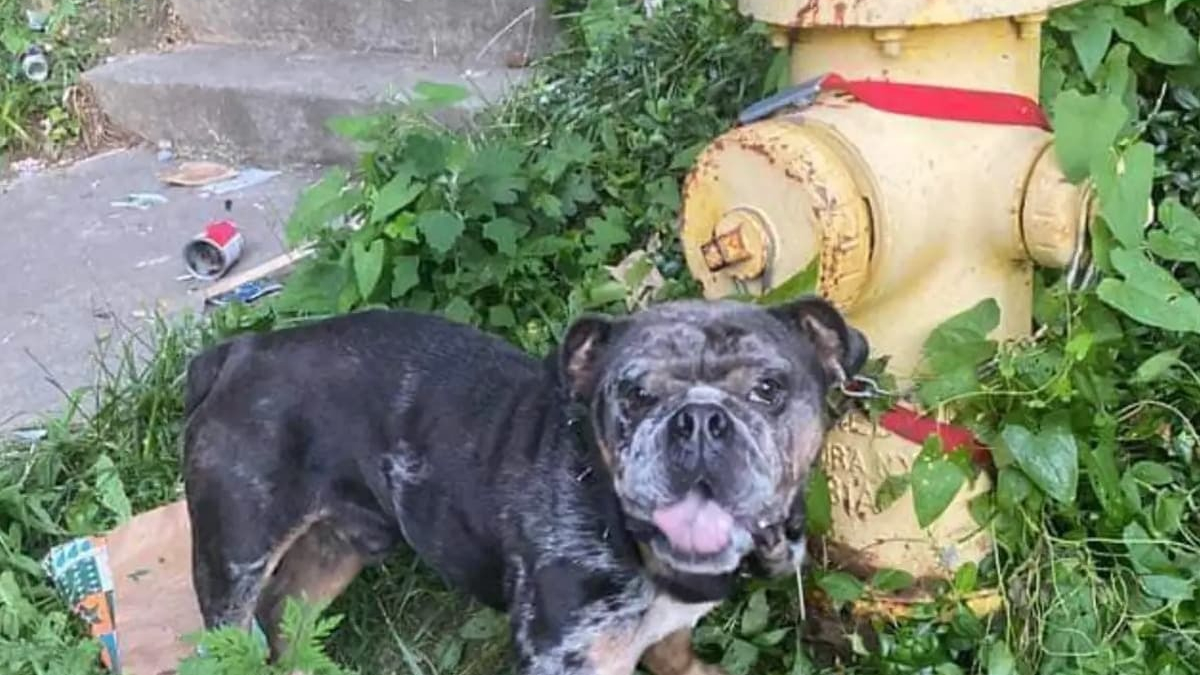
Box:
[878, 405, 992, 465]
[820, 73, 1052, 130]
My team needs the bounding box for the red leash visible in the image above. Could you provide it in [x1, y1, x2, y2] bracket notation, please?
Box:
[819, 73, 1051, 130]
[737, 72, 1051, 131]
[878, 405, 991, 465]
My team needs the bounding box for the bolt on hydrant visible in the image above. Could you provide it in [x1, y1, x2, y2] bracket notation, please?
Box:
[677, 0, 1096, 607]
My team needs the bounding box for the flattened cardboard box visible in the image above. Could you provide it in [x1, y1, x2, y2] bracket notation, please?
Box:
[44, 500, 204, 675]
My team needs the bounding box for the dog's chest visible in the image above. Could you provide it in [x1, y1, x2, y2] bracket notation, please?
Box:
[589, 592, 716, 675]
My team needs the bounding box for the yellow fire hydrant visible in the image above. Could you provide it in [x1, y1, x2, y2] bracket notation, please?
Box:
[678, 0, 1092, 593]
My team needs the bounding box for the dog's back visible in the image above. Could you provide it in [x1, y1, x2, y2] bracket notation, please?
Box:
[182, 309, 560, 635]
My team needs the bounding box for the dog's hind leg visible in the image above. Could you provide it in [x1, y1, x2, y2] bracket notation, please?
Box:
[254, 519, 364, 659]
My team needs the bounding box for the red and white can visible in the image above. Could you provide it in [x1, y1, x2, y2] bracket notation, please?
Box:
[183, 220, 244, 280]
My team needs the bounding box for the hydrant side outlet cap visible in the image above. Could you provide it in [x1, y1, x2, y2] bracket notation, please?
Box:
[679, 117, 875, 311]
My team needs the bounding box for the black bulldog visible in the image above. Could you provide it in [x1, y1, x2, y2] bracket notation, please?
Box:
[182, 297, 867, 675]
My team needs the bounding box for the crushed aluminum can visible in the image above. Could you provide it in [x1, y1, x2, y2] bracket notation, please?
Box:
[183, 220, 245, 280]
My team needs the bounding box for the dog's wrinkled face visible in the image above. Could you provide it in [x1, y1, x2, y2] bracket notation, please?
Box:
[561, 297, 868, 576]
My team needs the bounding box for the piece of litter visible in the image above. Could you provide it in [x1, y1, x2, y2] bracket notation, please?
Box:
[10, 428, 48, 442]
[208, 279, 284, 307]
[200, 168, 281, 196]
[13, 157, 43, 176]
[134, 255, 171, 269]
[21, 45, 49, 82]
[159, 161, 237, 187]
[111, 193, 168, 210]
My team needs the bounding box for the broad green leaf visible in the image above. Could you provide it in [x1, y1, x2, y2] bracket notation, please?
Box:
[461, 145, 528, 209]
[93, 455, 132, 524]
[1114, 7, 1199, 66]
[987, 641, 1016, 675]
[1154, 493, 1186, 536]
[1051, 91, 1130, 183]
[488, 305, 517, 328]
[953, 562, 979, 593]
[671, 141, 708, 170]
[584, 209, 631, 257]
[443, 297, 476, 324]
[1098, 44, 1139, 121]
[383, 212, 418, 241]
[458, 610, 506, 640]
[721, 638, 760, 675]
[1131, 460, 1175, 486]
[1001, 423, 1079, 503]
[1098, 249, 1200, 332]
[1093, 142, 1154, 248]
[1142, 575, 1195, 601]
[412, 81, 471, 107]
[370, 172, 423, 224]
[1081, 432, 1125, 520]
[870, 569, 915, 593]
[875, 473, 910, 511]
[416, 210, 466, 254]
[1071, 17, 1113, 79]
[272, 261, 348, 314]
[483, 218, 530, 257]
[327, 113, 386, 142]
[757, 257, 818, 305]
[917, 365, 980, 408]
[1124, 522, 1172, 574]
[1148, 197, 1200, 264]
[806, 467, 832, 536]
[351, 239, 385, 299]
[534, 132, 594, 182]
[753, 627, 791, 648]
[286, 168, 353, 245]
[740, 589, 770, 637]
[922, 299, 1000, 372]
[911, 439, 967, 528]
[1133, 347, 1184, 382]
[816, 571, 865, 604]
[391, 256, 421, 299]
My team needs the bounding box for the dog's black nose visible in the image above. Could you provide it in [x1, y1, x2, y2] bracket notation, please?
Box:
[669, 403, 731, 443]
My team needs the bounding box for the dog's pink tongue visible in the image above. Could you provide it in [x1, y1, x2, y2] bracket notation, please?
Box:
[652, 492, 733, 555]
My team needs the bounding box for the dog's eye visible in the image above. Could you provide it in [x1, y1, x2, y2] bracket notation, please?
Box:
[749, 378, 786, 407]
[618, 380, 657, 408]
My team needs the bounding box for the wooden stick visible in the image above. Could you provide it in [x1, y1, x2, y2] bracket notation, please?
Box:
[198, 244, 317, 303]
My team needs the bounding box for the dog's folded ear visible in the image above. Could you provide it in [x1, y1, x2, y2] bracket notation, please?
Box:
[559, 314, 629, 399]
[769, 296, 869, 385]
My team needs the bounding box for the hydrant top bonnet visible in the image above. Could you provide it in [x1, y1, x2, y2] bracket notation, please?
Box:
[740, 0, 1081, 28]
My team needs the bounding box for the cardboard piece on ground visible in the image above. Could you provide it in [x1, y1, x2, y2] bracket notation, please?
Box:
[160, 161, 238, 187]
[107, 500, 204, 675]
[44, 500, 204, 675]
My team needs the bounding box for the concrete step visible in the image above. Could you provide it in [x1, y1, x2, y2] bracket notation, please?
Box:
[171, 0, 554, 66]
[84, 45, 525, 165]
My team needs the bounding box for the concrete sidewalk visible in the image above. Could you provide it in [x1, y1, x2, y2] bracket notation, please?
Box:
[0, 149, 321, 431]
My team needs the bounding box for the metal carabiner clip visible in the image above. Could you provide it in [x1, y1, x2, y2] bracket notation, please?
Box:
[736, 74, 829, 126]
[839, 374, 886, 399]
